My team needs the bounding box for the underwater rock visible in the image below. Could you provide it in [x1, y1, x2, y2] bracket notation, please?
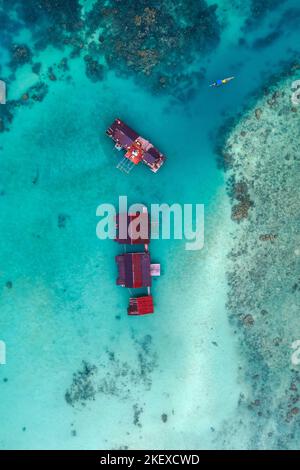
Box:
[230, 178, 253, 221]
[6, 281, 13, 289]
[252, 31, 282, 50]
[58, 213, 70, 228]
[159, 76, 168, 87]
[29, 82, 49, 102]
[0, 101, 15, 132]
[10, 44, 32, 68]
[161, 413, 168, 423]
[233, 182, 248, 201]
[245, 0, 285, 29]
[241, 314, 255, 327]
[32, 62, 42, 75]
[267, 91, 281, 108]
[255, 108, 262, 120]
[32, 168, 39, 185]
[259, 234, 277, 242]
[58, 58, 69, 72]
[48, 67, 57, 81]
[84, 55, 104, 82]
[231, 200, 251, 221]
[286, 407, 299, 422]
[133, 404, 143, 428]
[250, 0, 284, 19]
[65, 361, 97, 407]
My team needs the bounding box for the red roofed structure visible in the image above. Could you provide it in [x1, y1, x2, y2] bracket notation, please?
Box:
[114, 206, 160, 316]
[106, 118, 166, 174]
[128, 296, 154, 316]
[116, 252, 151, 289]
[115, 208, 150, 246]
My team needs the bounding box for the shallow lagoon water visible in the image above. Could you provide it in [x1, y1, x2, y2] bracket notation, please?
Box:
[0, 62, 239, 450]
[0, 0, 299, 449]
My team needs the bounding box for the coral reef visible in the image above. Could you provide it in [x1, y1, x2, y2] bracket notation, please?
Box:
[1, 0, 83, 56]
[0, 81, 49, 132]
[0, 0, 220, 102]
[57, 214, 70, 229]
[65, 334, 157, 407]
[133, 404, 143, 428]
[0, 0, 221, 136]
[85, 0, 220, 96]
[10, 44, 32, 69]
[252, 31, 282, 50]
[222, 70, 300, 448]
[65, 361, 97, 406]
[84, 55, 104, 82]
[230, 180, 253, 222]
[15, 0, 82, 32]
[250, 0, 284, 20]
[245, 0, 286, 30]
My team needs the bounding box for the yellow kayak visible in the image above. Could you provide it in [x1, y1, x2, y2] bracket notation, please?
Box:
[209, 76, 235, 88]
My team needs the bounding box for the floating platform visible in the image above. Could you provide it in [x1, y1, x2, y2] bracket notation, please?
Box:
[106, 118, 166, 173]
[116, 252, 152, 289]
[114, 207, 161, 316]
[115, 207, 150, 245]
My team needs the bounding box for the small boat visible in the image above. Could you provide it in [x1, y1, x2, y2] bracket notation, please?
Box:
[209, 76, 235, 88]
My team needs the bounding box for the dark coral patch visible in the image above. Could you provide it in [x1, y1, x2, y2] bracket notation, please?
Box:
[65, 361, 97, 407]
[58, 213, 70, 229]
[10, 44, 32, 69]
[65, 336, 157, 408]
[84, 55, 104, 82]
[86, 0, 220, 97]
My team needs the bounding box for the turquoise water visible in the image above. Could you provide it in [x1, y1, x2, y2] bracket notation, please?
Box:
[0, 0, 299, 449]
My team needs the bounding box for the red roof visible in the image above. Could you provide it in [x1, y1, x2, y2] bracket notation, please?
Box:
[125, 141, 144, 165]
[128, 296, 154, 315]
[116, 252, 151, 288]
[106, 118, 166, 173]
[115, 212, 150, 245]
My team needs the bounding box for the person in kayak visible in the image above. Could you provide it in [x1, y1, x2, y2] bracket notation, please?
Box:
[209, 76, 235, 88]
